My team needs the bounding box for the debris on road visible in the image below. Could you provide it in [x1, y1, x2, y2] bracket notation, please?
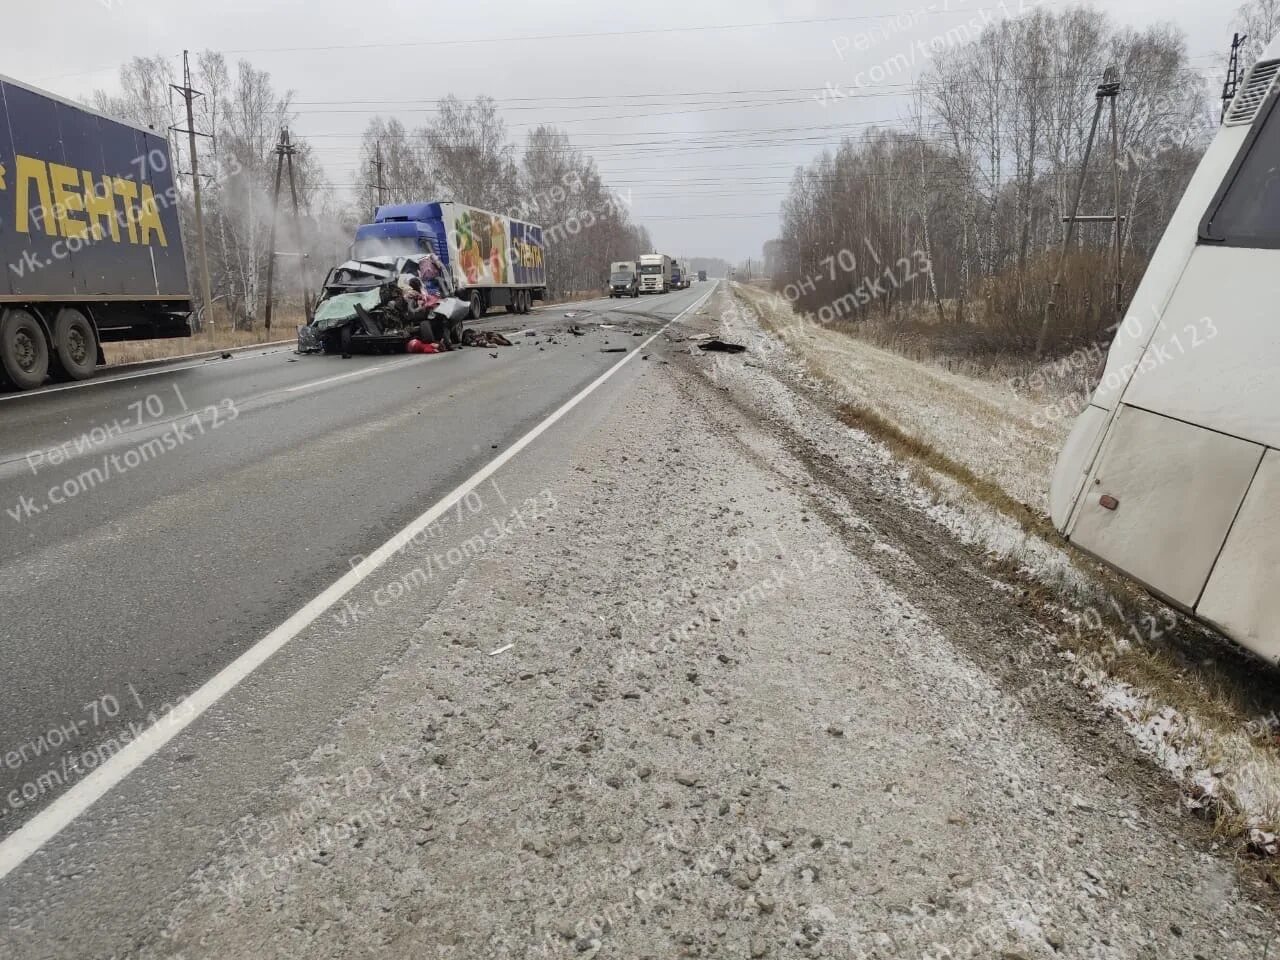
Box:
[697, 339, 747, 354]
[462, 329, 514, 348]
[1249, 828, 1280, 858]
[568, 325, 587, 337]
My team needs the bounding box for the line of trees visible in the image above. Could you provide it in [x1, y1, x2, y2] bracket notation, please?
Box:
[768, 5, 1226, 353]
[90, 55, 654, 327]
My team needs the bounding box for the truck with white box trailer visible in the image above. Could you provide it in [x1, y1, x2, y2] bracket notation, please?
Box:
[637, 253, 671, 294]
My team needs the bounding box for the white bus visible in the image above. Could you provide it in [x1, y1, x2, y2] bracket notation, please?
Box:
[638, 253, 672, 294]
[1050, 40, 1280, 661]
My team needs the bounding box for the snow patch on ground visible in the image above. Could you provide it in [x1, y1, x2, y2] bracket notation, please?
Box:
[724, 283, 1280, 839]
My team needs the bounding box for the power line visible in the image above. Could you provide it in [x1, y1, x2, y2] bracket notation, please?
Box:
[222, 7, 1067, 54]
[285, 70, 1221, 118]
[287, 63, 1225, 105]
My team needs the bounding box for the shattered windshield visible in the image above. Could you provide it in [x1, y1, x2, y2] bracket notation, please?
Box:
[311, 288, 384, 330]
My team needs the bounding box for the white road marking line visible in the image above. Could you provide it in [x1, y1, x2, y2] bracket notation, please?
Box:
[280, 358, 416, 393]
[0, 358, 421, 474]
[0, 282, 717, 882]
[0, 346, 294, 404]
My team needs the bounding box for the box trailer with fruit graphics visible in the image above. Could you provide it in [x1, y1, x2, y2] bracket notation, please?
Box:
[0, 73, 191, 390]
[352, 202, 545, 320]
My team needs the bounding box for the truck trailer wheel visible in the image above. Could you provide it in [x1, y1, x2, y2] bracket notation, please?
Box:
[52, 308, 97, 381]
[0, 308, 50, 390]
[469, 291, 485, 321]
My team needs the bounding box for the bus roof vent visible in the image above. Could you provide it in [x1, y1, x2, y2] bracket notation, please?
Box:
[1226, 59, 1280, 126]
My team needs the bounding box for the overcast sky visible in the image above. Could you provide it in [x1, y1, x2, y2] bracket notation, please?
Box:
[8, 0, 1241, 264]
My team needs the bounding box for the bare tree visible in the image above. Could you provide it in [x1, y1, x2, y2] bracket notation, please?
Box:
[1238, 0, 1280, 64]
[776, 6, 1209, 352]
[92, 55, 176, 135]
[356, 117, 432, 215]
[421, 96, 519, 211]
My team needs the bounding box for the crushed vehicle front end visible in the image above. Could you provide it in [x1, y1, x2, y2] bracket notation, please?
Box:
[298, 258, 418, 355]
[298, 255, 472, 355]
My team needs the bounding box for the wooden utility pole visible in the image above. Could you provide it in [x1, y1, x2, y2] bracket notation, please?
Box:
[170, 50, 213, 330]
[284, 133, 313, 321]
[1108, 84, 1124, 324]
[1035, 67, 1121, 357]
[263, 129, 310, 332]
[373, 141, 387, 211]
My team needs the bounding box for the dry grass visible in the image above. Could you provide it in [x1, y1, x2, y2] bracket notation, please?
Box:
[101, 305, 306, 367]
[737, 283, 1070, 512]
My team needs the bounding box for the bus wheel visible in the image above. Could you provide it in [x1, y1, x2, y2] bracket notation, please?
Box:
[0, 308, 50, 390]
[53, 308, 98, 381]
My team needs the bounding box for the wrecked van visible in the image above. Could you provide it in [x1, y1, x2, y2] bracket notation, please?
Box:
[297, 254, 471, 356]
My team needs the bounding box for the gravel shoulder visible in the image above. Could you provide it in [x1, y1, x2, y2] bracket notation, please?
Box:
[102, 286, 1280, 959]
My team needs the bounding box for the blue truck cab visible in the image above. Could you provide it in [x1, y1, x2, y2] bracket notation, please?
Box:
[353, 202, 449, 262]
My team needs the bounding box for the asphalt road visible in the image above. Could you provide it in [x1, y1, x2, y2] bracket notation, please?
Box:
[0, 284, 711, 842]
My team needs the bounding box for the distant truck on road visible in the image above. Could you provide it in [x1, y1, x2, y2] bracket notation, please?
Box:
[671, 261, 684, 290]
[352, 201, 546, 320]
[638, 253, 671, 294]
[0, 74, 191, 390]
[608, 260, 639, 298]
[697, 270, 707, 282]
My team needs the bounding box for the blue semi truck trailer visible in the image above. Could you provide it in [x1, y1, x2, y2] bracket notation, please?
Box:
[0, 74, 191, 390]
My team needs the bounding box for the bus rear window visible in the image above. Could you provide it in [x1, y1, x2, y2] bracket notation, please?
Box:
[1202, 94, 1280, 247]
